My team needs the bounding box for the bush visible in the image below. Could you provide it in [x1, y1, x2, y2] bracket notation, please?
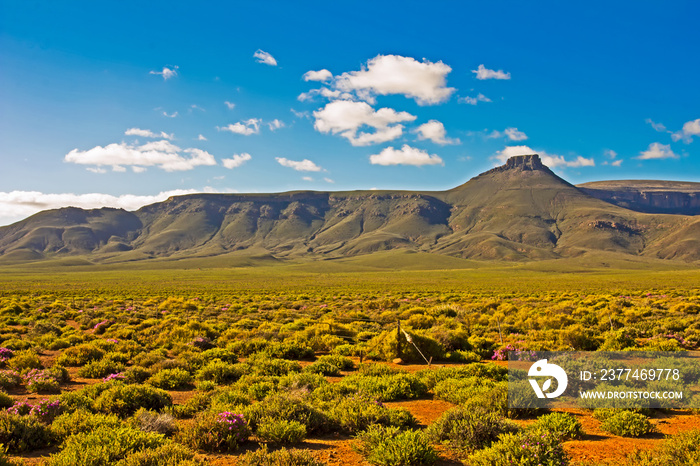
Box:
[339, 373, 428, 401]
[56, 344, 105, 366]
[239, 445, 323, 466]
[0, 411, 53, 453]
[23, 368, 61, 393]
[0, 371, 21, 390]
[469, 428, 569, 466]
[123, 366, 152, 384]
[7, 349, 42, 372]
[78, 359, 126, 378]
[278, 372, 328, 392]
[148, 368, 192, 390]
[51, 409, 122, 441]
[133, 408, 177, 436]
[195, 360, 242, 384]
[426, 406, 517, 451]
[354, 425, 437, 466]
[256, 418, 307, 444]
[176, 411, 250, 452]
[600, 411, 655, 437]
[244, 393, 329, 434]
[247, 356, 302, 377]
[366, 329, 445, 363]
[304, 355, 354, 376]
[327, 394, 416, 434]
[45, 425, 167, 466]
[0, 391, 13, 409]
[115, 442, 205, 466]
[624, 429, 700, 465]
[533, 412, 584, 440]
[93, 383, 172, 417]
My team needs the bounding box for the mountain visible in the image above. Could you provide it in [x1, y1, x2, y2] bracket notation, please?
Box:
[577, 180, 700, 215]
[1, 154, 699, 264]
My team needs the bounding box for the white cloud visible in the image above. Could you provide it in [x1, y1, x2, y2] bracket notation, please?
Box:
[197, 134, 207, 141]
[611, 160, 623, 167]
[369, 145, 444, 166]
[267, 119, 285, 131]
[65, 140, 217, 172]
[221, 153, 252, 169]
[297, 87, 349, 102]
[504, 127, 527, 141]
[218, 118, 261, 135]
[254, 49, 277, 66]
[459, 93, 492, 105]
[149, 65, 178, 80]
[604, 149, 618, 159]
[334, 54, 455, 105]
[275, 157, 322, 172]
[162, 111, 178, 118]
[224, 101, 236, 110]
[303, 69, 333, 82]
[190, 104, 205, 112]
[313, 100, 415, 146]
[324, 177, 334, 183]
[492, 145, 594, 168]
[672, 118, 700, 143]
[413, 120, 459, 145]
[637, 142, 679, 160]
[125, 128, 174, 140]
[0, 187, 235, 227]
[472, 64, 511, 80]
[645, 118, 668, 132]
[132, 166, 147, 173]
[302, 176, 314, 181]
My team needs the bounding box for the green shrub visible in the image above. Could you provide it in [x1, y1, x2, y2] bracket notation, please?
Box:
[426, 406, 517, 451]
[244, 393, 329, 434]
[278, 372, 328, 392]
[77, 359, 125, 378]
[366, 329, 445, 364]
[247, 356, 302, 377]
[50, 409, 122, 441]
[0, 371, 21, 390]
[600, 411, 655, 437]
[304, 355, 354, 376]
[195, 360, 242, 384]
[46, 425, 167, 466]
[340, 373, 428, 401]
[56, 344, 104, 366]
[256, 418, 307, 444]
[239, 445, 322, 466]
[8, 350, 42, 372]
[200, 347, 238, 364]
[624, 428, 700, 465]
[148, 368, 192, 390]
[0, 411, 53, 453]
[354, 425, 437, 466]
[327, 394, 416, 434]
[357, 363, 404, 377]
[115, 442, 205, 466]
[0, 391, 13, 409]
[23, 368, 61, 393]
[123, 366, 151, 384]
[533, 412, 584, 440]
[176, 411, 249, 452]
[469, 428, 569, 466]
[93, 384, 172, 417]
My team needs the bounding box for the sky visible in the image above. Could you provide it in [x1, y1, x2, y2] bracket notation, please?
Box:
[1, 1, 699, 226]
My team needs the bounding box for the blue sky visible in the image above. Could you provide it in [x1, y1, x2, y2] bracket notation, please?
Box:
[1, 0, 699, 226]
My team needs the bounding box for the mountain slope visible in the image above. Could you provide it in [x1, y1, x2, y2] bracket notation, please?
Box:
[1, 154, 698, 264]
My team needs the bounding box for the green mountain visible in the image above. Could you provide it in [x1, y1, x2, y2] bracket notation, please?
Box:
[1, 154, 698, 264]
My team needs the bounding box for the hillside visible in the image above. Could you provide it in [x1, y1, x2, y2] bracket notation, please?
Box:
[577, 180, 700, 215]
[1, 154, 699, 264]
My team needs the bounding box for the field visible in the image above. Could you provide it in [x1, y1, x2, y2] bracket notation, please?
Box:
[0, 256, 699, 465]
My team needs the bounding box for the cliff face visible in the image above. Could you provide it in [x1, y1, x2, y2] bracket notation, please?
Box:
[577, 181, 700, 215]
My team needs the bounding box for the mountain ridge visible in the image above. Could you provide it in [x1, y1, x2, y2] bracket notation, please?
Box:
[1, 154, 698, 264]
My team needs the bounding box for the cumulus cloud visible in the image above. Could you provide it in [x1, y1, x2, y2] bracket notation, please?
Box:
[254, 49, 277, 66]
[267, 119, 285, 131]
[413, 120, 459, 145]
[64, 140, 217, 172]
[313, 100, 416, 146]
[150, 65, 178, 80]
[297, 87, 351, 102]
[637, 142, 679, 160]
[324, 177, 334, 183]
[224, 101, 236, 110]
[472, 64, 511, 80]
[303, 69, 333, 82]
[125, 128, 174, 140]
[222, 153, 252, 169]
[671, 118, 700, 143]
[504, 127, 528, 141]
[0, 187, 233, 227]
[302, 176, 314, 181]
[197, 134, 207, 141]
[162, 111, 178, 118]
[459, 93, 492, 105]
[604, 149, 618, 159]
[611, 159, 623, 167]
[369, 145, 444, 166]
[334, 55, 455, 105]
[218, 118, 261, 135]
[275, 157, 322, 172]
[492, 145, 594, 168]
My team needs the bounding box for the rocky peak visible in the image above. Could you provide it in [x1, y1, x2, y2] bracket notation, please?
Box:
[504, 154, 544, 170]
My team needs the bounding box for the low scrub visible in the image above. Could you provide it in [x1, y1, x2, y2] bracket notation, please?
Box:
[354, 425, 437, 466]
[256, 418, 307, 445]
[426, 406, 517, 451]
[239, 445, 323, 466]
